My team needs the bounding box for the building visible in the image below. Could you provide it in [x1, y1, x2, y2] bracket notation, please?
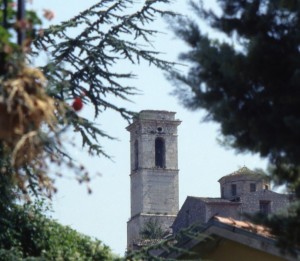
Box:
[172, 166, 289, 234]
[161, 216, 296, 261]
[127, 110, 181, 250]
[127, 110, 290, 255]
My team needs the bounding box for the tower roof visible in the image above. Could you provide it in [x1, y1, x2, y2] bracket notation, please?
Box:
[218, 166, 267, 183]
[126, 110, 181, 131]
[136, 110, 177, 121]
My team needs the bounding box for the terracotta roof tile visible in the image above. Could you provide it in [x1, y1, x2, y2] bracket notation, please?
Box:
[214, 216, 273, 238]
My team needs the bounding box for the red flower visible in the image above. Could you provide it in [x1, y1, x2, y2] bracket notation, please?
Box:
[72, 97, 83, 111]
[43, 9, 55, 21]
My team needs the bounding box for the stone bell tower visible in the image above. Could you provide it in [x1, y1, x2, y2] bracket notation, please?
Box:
[127, 110, 181, 250]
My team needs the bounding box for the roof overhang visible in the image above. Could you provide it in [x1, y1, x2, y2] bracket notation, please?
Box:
[160, 216, 298, 260]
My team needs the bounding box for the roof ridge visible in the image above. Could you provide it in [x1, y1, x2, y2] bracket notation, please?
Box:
[218, 166, 265, 182]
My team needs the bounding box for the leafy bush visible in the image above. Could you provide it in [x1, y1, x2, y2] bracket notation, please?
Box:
[0, 200, 119, 261]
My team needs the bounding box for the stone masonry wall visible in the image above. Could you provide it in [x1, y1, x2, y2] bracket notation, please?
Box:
[220, 177, 270, 200]
[135, 169, 179, 215]
[240, 190, 289, 215]
[172, 197, 207, 234]
[205, 203, 241, 222]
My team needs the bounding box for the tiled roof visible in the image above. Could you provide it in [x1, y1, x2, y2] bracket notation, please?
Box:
[189, 196, 240, 204]
[218, 166, 265, 181]
[160, 215, 294, 260]
[214, 216, 273, 239]
[226, 166, 257, 176]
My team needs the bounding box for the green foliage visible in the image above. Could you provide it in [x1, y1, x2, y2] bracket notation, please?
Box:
[169, 0, 300, 252]
[0, 0, 176, 196]
[0, 1, 177, 259]
[0, 200, 119, 261]
[251, 200, 300, 257]
[127, 221, 209, 260]
[140, 218, 169, 240]
[170, 0, 300, 185]
[0, 0, 42, 57]
[0, 0, 16, 41]
[33, 0, 176, 158]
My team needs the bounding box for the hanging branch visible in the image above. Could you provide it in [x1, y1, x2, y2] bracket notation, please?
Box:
[0, 0, 178, 197]
[33, 0, 177, 158]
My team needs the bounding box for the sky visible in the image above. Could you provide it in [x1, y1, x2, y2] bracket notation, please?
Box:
[31, 0, 268, 256]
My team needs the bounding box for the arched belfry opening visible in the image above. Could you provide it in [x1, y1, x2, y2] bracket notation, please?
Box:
[134, 140, 139, 170]
[155, 137, 165, 168]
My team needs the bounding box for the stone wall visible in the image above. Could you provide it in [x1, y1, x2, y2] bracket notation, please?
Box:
[172, 197, 207, 234]
[171, 190, 290, 236]
[130, 169, 179, 217]
[218, 167, 270, 200]
[205, 203, 241, 221]
[240, 190, 289, 215]
[136, 110, 176, 121]
[172, 197, 242, 234]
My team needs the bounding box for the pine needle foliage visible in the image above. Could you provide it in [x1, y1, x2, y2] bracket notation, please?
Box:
[168, 0, 300, 253]
[33, 0, 176, 158]
[0, 0, 177, 197]
[127, 221, 210, 260]
[140, 218, 169, 240]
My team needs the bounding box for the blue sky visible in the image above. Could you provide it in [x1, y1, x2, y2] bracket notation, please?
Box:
[31, 0, 267, 255]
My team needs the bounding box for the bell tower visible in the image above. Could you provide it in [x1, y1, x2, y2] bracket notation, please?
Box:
[127, 110, 181, 250]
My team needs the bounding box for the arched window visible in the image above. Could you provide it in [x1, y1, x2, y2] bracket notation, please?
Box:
[134, 140, 139, 170]
[155, 137, 165, 168]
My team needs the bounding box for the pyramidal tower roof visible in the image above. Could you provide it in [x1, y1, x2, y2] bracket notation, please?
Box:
[218, 166, 267, 183]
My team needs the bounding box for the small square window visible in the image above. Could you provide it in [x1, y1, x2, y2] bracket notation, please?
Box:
[250, 183, 256, 192]
[260, 200, 271, 214]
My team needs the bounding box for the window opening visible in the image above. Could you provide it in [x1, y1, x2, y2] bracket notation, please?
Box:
[260, 200, 271, 214]
[231, 197, 240, 202]
[231, 184, 237, 196]
[250, 183, 256, 192]
[155, 137, 165, 168]
[134, 140, 138, 170]
[264, 184, 269, 190]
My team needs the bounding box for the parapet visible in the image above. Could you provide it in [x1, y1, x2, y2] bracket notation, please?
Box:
[136, 110, 176, 121]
